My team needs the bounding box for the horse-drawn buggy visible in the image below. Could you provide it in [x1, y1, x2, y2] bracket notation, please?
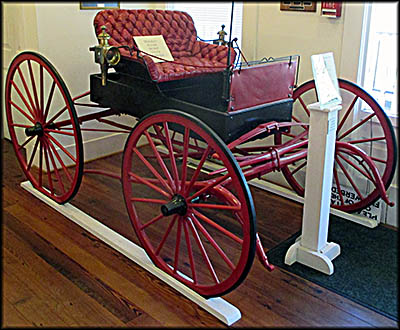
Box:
[5, 8, 397, 298]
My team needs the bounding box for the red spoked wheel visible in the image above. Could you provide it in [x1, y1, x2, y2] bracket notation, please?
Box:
[276, 78, 397, 213]
[5, 51, 83, 204]
[122, 110, 256, 298]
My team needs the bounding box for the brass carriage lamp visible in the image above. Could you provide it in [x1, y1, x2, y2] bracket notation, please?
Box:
[90, 25, 121, 86]
[213, 24, 228, 46]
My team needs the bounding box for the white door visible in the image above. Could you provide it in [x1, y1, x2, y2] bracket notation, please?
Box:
[2, 3, 38, 140]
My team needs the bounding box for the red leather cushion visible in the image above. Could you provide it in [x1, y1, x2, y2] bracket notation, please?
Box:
[93, 9, 236, 82]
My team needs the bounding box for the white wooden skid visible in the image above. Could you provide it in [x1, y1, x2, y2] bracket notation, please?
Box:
[20, 181, 242, 326]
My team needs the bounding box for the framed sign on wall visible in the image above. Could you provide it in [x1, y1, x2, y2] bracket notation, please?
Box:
[280, 1, 316, 12]
[80, 2, 119, 10]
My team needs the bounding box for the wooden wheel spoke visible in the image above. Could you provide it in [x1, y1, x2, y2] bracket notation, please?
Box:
[133, 147, 174, 196]
[337, 151, 373, 181]
[47, 138, 73, 183]
[15, 68, 38, 118]
[348, 136, 386, 144]
[185, 146, 211, 194]
[27, 60, 40, 114]
[40, 65, 44, 119]
[183, 220, 197, 284]
[46, 105, 68, 126]
[144, 130, 176, 192]
[139, 213, 165, 230]
[39, 140, 43, 186]
[191, 214, 236, 271]
[297, 95, 311, 117]
[10, 123, 31, 128]
[369, 155, 387, 164]
[173, 218, 183, 273]
[131, 197, 168, 205]
[180, 127, 190, 194]
[192, 209, 243, 244]
[43, 140, 55, 195]
[128, 171, 171, 199]
[9, 100, 35, 124]
[337, 95, 359, 134]
[45, 133, 76, 163]
[335, 155, 364, 200]
[43, 81, 56, 122]
[155, 215, 177, 256]
[162, 122, 180, 189]
[187, 217, 219, 284]
[332, 166, 345, 205]
[337, 112, 376, 141]
[45, 139, 66, 194]
[26, 137, 40, 172]
[17, 135, 35, 151]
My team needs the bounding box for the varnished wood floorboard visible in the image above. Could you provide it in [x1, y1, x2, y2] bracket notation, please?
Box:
[2, 138, 397, 327]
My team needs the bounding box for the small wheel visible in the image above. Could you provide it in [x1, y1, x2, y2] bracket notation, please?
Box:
[276, 78, 397, 213]
[5, 51, 83, 204]
[122, 110, 256, 297]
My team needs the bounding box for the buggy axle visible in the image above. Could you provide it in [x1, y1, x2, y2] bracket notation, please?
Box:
[161, 194, 187, 216]
[25, 122, 44, 137]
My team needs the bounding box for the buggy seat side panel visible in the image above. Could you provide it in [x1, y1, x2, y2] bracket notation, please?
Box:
[229, 59, 298, 112]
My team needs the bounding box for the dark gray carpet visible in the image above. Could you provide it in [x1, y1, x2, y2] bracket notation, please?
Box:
[267, 215, 398, 320]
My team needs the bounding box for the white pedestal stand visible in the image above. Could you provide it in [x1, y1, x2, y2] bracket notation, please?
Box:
[285, 102, 341, 275]
[20, 181, 241, 326]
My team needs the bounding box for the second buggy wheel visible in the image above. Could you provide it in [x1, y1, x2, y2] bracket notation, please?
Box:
[276, 78, 397, 213]
[122, 110, 256, 298]
[5, 51, 83, 204]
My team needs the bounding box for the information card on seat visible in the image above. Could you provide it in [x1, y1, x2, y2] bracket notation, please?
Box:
[133, 35, 174, 63]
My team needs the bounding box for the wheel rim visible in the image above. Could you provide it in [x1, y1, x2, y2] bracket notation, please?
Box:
[5, 52, 83, 204]
[276, 78, 397, 213]
[122, 110, 256, 297]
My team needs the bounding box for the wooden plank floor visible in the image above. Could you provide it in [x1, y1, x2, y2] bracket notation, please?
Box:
[2, 138, 397, 327]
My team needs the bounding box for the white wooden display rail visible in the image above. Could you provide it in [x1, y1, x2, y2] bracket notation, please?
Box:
[20, 181, 242, 326]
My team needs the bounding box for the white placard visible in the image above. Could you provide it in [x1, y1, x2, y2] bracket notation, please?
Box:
[311, 52, 342, 109]
[133, 35, 174, 63]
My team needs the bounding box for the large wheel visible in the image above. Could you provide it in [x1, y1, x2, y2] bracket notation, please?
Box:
[122, 110, 256, 297]
[276, 78, 397, 213]
[5, 51, 83, 204]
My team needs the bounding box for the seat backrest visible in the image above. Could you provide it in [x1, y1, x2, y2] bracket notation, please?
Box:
[94, 9, 198, 58]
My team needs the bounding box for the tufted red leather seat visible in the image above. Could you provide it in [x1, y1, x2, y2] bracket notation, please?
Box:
[93, 9, 236, 83]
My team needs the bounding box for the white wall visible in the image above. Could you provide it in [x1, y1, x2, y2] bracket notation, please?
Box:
[241, 2, 364, 85]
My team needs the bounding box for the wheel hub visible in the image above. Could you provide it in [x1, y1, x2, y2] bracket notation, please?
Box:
[25, 122, 44, 137]
[161, 194, 187, 216]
